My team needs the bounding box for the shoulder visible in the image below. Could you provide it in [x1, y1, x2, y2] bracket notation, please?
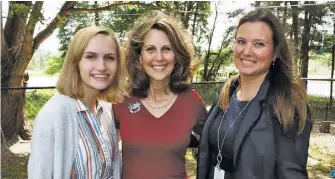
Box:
[44, 93, 75, 110]
[182, 88, 203, 101]
[34, 93, 76, 127]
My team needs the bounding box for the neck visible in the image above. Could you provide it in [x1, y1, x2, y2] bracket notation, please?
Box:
[238, 73, 268, 101]
[148, 79, 171, 101]
[81, 88, 99, 116]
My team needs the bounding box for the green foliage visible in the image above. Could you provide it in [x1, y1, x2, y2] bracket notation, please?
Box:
[27, 56, 40, 70]
[309, 51, 332, 68]
[8, 2, 31, 17]
[192, 82, 224, 106]
[25, 89, 56, 122]
[58, 2, 211, 56]
[308, 95, 335, 121]
[45, 56, 64, 75]
[58, 2, 92, 57]
[202, 46, 234, 81]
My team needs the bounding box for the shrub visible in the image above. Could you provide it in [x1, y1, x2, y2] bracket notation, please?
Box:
[45, 56, 64, 75]
[25, 89, 56, 122]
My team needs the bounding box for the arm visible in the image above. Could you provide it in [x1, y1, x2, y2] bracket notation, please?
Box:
[189, 90, 208, 148]
[112, 105, 122, 151]
[28, 106, 55, 179]
[274, 110, 312, 179]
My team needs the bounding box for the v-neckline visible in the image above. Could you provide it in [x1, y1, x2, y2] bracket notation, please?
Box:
[139, 94, 179, 119]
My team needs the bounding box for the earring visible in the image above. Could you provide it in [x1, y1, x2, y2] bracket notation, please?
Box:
[272, 61, 275, 66]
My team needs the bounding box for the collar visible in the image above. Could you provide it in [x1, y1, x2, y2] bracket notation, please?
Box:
[75, 99, 103, 113]
[230, 73, 270, 103]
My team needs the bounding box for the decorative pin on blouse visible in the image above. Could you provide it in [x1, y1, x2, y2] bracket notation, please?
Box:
[129, 101, 141, 114]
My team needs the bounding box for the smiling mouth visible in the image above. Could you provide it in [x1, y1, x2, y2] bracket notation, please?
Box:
[91, 74, 109, 81]
[152, 65, 166, 71]
[241, 59, 256, 65]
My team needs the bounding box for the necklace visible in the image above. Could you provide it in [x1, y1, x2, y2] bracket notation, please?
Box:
[215, 88, 254, 168]
[144, 93, 174, 109]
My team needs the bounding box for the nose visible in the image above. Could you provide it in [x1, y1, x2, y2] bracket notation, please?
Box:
[242, 43, 253, 56]
[96, 58, 107, 71]
[155, 50, 164, 61]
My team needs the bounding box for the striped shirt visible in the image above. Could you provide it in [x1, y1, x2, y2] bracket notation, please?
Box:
[71, 99, 119, 179]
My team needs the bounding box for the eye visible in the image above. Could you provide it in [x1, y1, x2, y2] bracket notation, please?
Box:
[86, 55, 95, 60]
[236, 39, 245, 44]
[105, 56, 115, 61]
[146, 47, 155, 53]
[162, 46, 172, 52]
[255, 42, 265, 47]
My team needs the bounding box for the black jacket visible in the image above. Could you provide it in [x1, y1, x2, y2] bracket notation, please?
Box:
[196, 77, 312, 179]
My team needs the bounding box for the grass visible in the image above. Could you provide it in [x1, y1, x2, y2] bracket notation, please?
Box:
[185, 149, 197, 179]
[1, 143, 29, 179]
[1, 142, 333, 179]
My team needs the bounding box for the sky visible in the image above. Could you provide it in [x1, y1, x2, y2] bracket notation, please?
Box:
[1, 1, 252, 57]
[1, 1, 333, 57]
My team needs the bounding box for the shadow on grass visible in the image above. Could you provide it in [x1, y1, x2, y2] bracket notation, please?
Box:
[1, 142, 29, 179]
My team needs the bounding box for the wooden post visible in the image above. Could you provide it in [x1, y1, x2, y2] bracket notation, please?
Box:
[319, 121, 331, 133]
[330, 21, 335, 106]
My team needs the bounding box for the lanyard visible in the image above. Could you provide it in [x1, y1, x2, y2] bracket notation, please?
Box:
[216, 93, 254, 167]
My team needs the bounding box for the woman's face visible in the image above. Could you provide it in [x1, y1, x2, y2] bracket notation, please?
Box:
[233, 21, 275, 78]
[78, 34, 118, 96]
[140, 29, 175, 84]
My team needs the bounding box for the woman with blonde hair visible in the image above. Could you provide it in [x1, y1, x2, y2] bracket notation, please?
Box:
[28, 26, 125, 179]
[113, 11, 207, 179]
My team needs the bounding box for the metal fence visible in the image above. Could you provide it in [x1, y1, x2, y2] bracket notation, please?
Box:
[1, 78, 335, 178]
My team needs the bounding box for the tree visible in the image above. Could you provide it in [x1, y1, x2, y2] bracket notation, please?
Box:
[1, 1, 146, 141]
[45, 56, 64, 75]
[202, 2, 243, 81]
[57, 2, 211, 57]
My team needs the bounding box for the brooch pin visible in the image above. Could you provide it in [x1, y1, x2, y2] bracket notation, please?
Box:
[128, 101, 141, 114]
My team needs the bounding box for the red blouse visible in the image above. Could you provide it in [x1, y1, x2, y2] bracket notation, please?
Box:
[113, 89, 207, 179]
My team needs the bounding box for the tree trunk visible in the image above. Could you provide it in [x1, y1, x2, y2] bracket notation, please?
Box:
[203, 3, 218, 81]
[283, 1, 288, 31]
[94, 1, 100, 26]
[1, 1, 145, 140]
[191, 3, 199, 36]
[300, 3, 312, 88]
[291, 1, 300, 75]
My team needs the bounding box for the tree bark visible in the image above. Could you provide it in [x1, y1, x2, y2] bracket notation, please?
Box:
[283, 1, 288, 31]
[203, 3, 218, 81]
[1, 1, 146, 141]
[290, 1, 300, 75]
[94, 1, 100, 26]
[300, 2, 312, 88]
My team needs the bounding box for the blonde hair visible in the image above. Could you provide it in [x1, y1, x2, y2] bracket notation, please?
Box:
[57, 26, 127, 103]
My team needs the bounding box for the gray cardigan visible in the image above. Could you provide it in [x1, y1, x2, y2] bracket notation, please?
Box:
[28, 93, 121, 179]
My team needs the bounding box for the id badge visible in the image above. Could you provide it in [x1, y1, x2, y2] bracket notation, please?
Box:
[214, 165, 225, 179]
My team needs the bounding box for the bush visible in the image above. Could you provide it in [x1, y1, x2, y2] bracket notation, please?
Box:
[25, 89, 56, 122]
[45, 56, 64, 75]
[192, 82, 224, 106]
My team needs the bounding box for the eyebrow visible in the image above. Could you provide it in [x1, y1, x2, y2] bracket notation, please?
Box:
[143, 44, 172, 48]
[84, 51, 116, 55]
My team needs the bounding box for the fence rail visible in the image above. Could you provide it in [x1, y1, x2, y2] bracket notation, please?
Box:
[1, 78, 335, 177]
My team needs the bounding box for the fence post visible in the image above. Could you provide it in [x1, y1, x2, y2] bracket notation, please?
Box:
[330, 21, 335, 107]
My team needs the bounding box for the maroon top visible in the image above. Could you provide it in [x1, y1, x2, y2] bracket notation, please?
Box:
[113, 89, 207, 179]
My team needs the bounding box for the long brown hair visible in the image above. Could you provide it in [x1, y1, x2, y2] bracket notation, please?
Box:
[220, 9, 309, 134]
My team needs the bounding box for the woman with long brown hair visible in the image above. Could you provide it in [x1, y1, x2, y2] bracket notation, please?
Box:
[113, 11, 207, 179]
[197, 9, 312, 179]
